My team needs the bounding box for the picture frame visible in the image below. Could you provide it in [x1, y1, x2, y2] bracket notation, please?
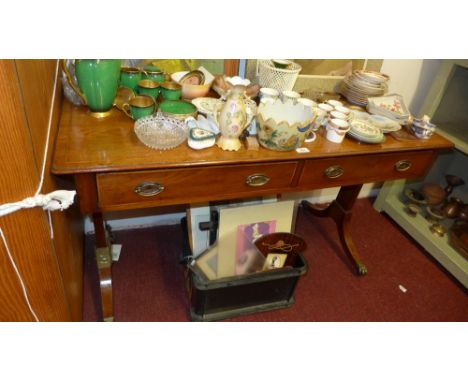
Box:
[217, 200, 296, 278]
[194, 245, 218, 280]
[263, 253, 288, 270]
[187, 196, 278, 258]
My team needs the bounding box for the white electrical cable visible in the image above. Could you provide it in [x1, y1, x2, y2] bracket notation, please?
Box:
[35, 60, 59, 197]
[0, 228, 39, 322]
[0, 60, 75, 322]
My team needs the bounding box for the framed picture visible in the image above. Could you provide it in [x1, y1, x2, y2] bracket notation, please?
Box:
[194, 245, 218, 280]
[263, 253, 288, 270]
[187, 196, 278, 258]
[217, 200, 296, 278]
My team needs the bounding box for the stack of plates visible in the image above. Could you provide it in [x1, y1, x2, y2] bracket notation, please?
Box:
[348, 119, 385, 144]
[367, 94, 410, 124]
[340, 70, 389, 106]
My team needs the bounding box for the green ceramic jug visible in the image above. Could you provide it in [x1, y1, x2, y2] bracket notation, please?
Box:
[62, 59, 121, 118]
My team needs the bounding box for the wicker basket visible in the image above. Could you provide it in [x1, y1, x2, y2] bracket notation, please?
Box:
[258, 60, 302, 93]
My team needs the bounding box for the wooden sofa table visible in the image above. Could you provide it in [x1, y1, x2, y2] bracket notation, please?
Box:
[52, 101, 453, 321]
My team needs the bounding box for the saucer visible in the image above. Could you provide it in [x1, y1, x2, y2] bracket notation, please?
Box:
[191, 97, 223, 115]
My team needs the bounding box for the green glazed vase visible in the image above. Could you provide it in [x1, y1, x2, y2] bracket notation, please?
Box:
[75, 59, 121, 116]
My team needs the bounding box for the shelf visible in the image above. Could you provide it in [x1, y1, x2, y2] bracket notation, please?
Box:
[435, 123, 468, 155]
[374, 148, 468, 288]
[375, 188, 468, 288]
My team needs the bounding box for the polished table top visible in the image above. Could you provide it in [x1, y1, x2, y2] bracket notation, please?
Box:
[52, 101, 454, 175]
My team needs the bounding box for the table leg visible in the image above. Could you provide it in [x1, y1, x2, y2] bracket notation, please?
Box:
[301, 184, 368, 275]
[92, 212, 114, 322]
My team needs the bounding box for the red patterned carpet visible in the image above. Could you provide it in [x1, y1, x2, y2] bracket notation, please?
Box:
[83, 198, 468, 321]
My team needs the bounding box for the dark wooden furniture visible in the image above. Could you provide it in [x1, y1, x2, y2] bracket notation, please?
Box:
[52, 99, 453, 321]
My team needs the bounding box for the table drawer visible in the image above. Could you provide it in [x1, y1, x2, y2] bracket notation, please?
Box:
[297, 151, 436, 189]
[97, 161, 298, 210]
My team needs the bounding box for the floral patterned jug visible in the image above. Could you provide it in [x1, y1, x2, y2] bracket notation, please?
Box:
[213, 86, 254, 151]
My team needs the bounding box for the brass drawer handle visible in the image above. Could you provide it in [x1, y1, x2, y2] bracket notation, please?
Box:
[395, 160, 412, 172]
[134, 181, 165, 197]
[246, 173, 270, 187]
[325, 165, 344, 179]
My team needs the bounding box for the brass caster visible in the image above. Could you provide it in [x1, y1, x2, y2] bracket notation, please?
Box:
[357, 262, 368, 276]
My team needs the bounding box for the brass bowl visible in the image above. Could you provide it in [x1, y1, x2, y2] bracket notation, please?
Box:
[420, 183, 446, 205]
[430, 223, 446, 237]
[404, 188, 427, 205]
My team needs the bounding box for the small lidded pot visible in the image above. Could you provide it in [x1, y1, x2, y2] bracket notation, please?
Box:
[411, 118, 436, 139]
[161, 81, 182, 100]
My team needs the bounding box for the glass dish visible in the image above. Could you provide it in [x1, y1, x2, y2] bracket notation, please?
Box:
[134, 113, 187, 150]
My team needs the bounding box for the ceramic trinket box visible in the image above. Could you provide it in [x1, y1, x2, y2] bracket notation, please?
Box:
[186, 115, 219, 150]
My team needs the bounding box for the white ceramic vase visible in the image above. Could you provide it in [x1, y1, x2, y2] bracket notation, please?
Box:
[213, 86, 254, 151]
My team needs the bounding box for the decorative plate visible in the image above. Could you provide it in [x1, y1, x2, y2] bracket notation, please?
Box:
[349, 119, 383, 138]
[368, 114, 402, 133]
[347, 129, 385, 144]
[179, 70, 205, 85]
[191, 97, 223, 115]
[367, 94, 410, 116]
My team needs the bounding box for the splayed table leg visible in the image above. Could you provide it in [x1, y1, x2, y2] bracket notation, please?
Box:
[93, 212, 114, 321]
[301, 184, 367, 275]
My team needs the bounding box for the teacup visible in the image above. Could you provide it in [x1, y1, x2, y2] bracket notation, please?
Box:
[318, 103, 334, 113]
[326, 118, 349, 143]
[281, 90, 301, 104]
[122, 95, 155, 120]
[334, 105, 351, 115]
[120, 67, 142, 93]
[161, 81, 182, 100]
[297, 98, 317, 108]
[311, 108, 327, 130]
[142, 65, 166, 83]
[259, 87, 280, 103]
[329, 110, 348, 121]
[137, 79, 160, 100]
[326, 99, 343, 108]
